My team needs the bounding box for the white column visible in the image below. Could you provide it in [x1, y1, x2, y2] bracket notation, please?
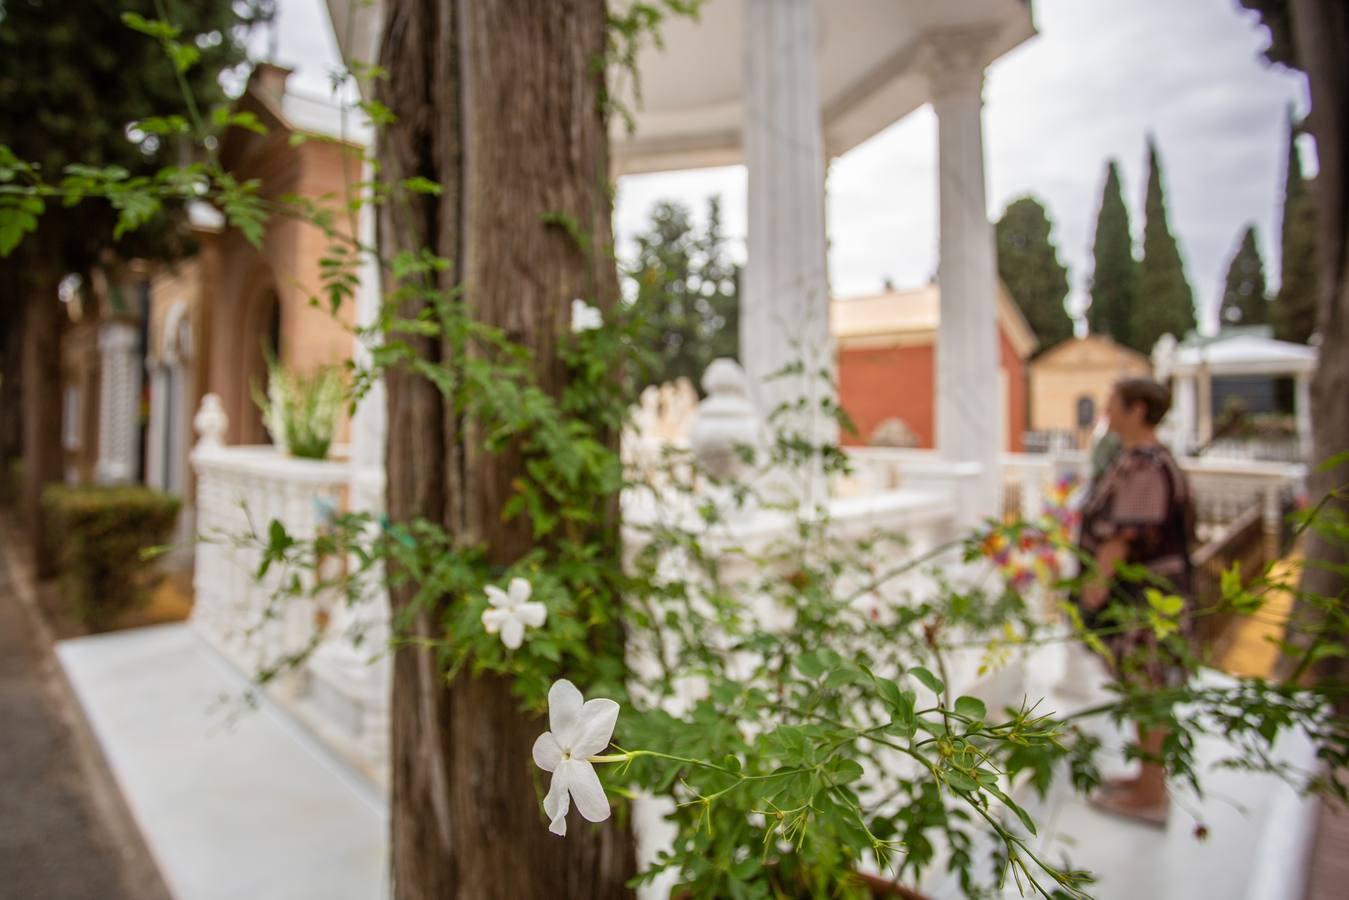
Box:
[1294, 372, 1313, 461]
[742, 0, 832, 444]
[96, 321, 143, 484]
[929, 33, 1000, 518]
[1196, 363, 1214, 446]
[1173, 374, 1197, 456]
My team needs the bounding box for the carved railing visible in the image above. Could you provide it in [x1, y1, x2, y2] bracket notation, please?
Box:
[190, 394, 390, 776]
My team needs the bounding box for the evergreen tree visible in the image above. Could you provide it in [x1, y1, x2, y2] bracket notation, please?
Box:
[994, 196, 1072, 351]
[1087, 160, 1140, 349]
[1136, 138, 1196, 352]
[627, 197, 741, 389]
[1218, 225, 1271, 326]
[1274, 108, 1318, 343]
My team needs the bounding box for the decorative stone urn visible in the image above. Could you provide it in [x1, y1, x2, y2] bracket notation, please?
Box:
[688, 358, 762, 482]
[193, 393, 229, 449]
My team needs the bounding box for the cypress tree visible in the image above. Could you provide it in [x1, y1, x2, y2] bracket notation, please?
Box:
[1136, 138, 1197, 352]
[1219, 225, 1270, 327]
[1274, 108, 1318, 343]
[1087, 160, 1139, 349]
[995, 196, 1072, 351]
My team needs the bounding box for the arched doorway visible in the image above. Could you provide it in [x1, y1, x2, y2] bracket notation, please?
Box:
[231, 283, 281, 445]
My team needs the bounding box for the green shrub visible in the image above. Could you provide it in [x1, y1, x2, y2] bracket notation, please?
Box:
[41, 484, 181, 630]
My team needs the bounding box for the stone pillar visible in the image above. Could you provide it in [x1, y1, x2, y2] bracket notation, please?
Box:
[1294, 372, 1313, 461]
[1196, 362, 1214, 447]
[1172, 374, 1197, 457]
[95, 320, 143, 484]
[741, 0, 832, 443]
[929, 31, 1000, 517]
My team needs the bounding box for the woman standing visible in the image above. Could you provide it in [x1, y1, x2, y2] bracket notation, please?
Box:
[1077, 377, 1195, 826]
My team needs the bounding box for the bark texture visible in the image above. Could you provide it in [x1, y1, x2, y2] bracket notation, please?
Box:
[1283, 0, 1349, 705]
[377, 1, 637, 897]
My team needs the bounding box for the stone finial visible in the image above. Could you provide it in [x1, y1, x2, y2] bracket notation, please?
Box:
[688, 359, 762, 480]
[194, 393, 228, 449]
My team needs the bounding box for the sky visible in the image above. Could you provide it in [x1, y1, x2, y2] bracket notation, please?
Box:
[262, 0, 1309, 334]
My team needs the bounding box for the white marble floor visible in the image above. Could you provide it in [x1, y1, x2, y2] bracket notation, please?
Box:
[57, 624, 388, 900]
[58, 625, 1318, 900]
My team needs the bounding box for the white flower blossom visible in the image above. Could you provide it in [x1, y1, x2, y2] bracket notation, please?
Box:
[481, 577, 546, 650]
[532, 679, 620, 836]
[571, 298, 602, 333]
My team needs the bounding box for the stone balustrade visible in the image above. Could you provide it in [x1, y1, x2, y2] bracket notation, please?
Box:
[190, 394, 390, 778]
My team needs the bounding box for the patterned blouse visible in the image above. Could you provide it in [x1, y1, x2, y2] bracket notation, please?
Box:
[1078, 442, 1195, 684]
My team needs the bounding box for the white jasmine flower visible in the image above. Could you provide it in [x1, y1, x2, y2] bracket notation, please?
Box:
[481, 577, 546, 650]
[532, 679, 620, 836]
[571, 298, 602, 333]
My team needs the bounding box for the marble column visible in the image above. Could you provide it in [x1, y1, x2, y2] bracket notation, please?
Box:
[1196, 363, 1214, 447]
[1294, 372, 1313, 461]
[742, 0, 833, 446]
[929, 32, 1000, 518]
[95, 321, 143, 484]
[1172, 374, 1197, 456]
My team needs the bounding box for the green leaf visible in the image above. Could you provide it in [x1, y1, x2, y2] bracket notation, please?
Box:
[945, 770, 979, 793]
[830, 758, 865, 784]
[909, 665, 945, 695]
[794, 651, 825, 679]
[212, 108, 268, 136]
[121, 12, 180, 41]
[954, 695, 987, 722]
[136, 115, 190, 136]
[1317, 450, 1349, 474]
[167, 42, 201, 74]
[401, 176, 443, 196]
[0, 194, 44, 256]
[1145, 589, 1184, 618]
[986, 784, 1038, 836]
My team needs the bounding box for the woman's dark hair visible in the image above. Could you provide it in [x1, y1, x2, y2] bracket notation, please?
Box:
[1114, 377, 1171, 426]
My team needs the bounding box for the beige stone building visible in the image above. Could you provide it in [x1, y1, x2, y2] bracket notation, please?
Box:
[1027, 335, 1151, 445]
[142, 64, 367, 501]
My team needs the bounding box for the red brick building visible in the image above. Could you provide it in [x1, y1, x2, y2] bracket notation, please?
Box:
[832, 283, 1037, 451]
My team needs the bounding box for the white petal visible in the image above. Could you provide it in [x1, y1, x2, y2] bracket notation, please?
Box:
[543, 769, 571, 836]
[564, 759, 611, 823]
[570, 698, 620, 758]
[481, 608, 506, 634]
[548, 679, 584, 743]
[518, 601, 547, 628]
[532, 731, 563, 772]
[485, 585, 510, 608]
[507, 577, 532, 606]
[500, 616, 525, 650]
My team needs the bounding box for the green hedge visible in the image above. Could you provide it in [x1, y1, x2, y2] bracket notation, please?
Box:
[41, 484, 181, 630]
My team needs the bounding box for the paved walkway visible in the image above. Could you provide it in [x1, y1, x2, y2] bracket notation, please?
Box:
[57, 624, 389, 900]
[0, 557, 167, 900]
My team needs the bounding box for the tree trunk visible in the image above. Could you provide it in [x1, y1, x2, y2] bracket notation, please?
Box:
[21, 262, 63, 576]
[0, 263, 24, 473]
[378, 2, 637, 897]
[1283, 0, 1348, 706]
